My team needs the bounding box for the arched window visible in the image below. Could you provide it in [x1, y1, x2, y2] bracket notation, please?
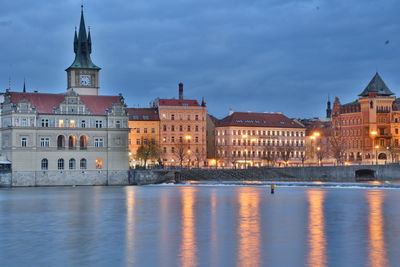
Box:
[68, 135, 76, 149]
[80, 136, 87, 150]
[80, 158, 87, 169]
[58, 159, 64, 170]
[41, 159, 48, 170]
[69, 158, 76, 170]
[57, 135, 65, 149]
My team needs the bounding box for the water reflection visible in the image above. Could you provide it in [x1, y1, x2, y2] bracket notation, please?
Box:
[125, 188, 136, 265]
[367, 191, 387, 267]
[180, 187, 197, 267]
[307, 189, 327, 267]
[210, 189, 218, 266]
[236, 188, 261, 267]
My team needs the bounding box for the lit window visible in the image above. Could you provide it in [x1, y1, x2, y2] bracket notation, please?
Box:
[70, 120, 75, 128]
[59, 120, 64, 127]
[96, 158, 103, 169]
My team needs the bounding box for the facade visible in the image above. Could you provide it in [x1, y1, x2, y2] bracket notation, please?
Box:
[0, 7, 129, 185]
[332, 72, 400, 164]
[154, 84, 207, 167]
[214, 112, 306, 168]
[127, 108, 160, 167]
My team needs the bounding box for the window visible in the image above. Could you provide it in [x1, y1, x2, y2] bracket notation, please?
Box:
[59, 120, 64, 127]
[41, 119, 49, 127]
[69, 158, 76, 170]
[171, 147, 175, 153]
[396, 129, 399, 135]
[95, 120, 103, 128]
[195, 136, 199, 143]
[171, 136, 175, 143]
[21, 119, 27, 127]
[40, 138, 50, 147]
[57, 135, 65, 149]
[81, 120, 86, 128]
[116, 120, 121, 128]
[195, 115, 199, 120]
[80, 158, 87, 169]
[195, 125, 199, 132]
[187, 115, 191, 120]
[144, 128, 148, 133]
[171, 114, 175, 120]
[80, 136, 87, 149]
[136, 139, 140, 145]
[21, 137, 27, 147]
[179, 125, 183, 131]
[95, 138, 104, 147]
[163, 125, 167, 131]
[41, 159, 48, 170]
[96, 158, 103, 169]
[163, 147, 167, 153]
[70, 120, 75, 128]
[58, 159, 64, 170]
[187, 125, 191, 131]
[171, 125, 175, 131]
[151, 128, 155, 133]
[68, 136, 76, 149]
[136, 128, 140, 133]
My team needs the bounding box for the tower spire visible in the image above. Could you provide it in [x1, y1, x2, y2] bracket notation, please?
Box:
[23, 78, 26, 93]
[326, 94, 332, 118]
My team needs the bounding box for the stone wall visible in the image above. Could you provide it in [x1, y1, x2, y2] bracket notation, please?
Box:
[129, 170, 177, 185]
[0, 172, 12, 187]
[179, 165, 400, 182]
[10, 170, 129, 187]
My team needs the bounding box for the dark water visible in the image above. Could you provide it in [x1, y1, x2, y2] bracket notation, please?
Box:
[1, 184, 399, 267]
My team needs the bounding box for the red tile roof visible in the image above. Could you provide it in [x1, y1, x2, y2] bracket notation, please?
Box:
[128, 108, 159, 121]
[158, 99, 200, 107]
[217, 112, 305, 128]
[9, 92, 123, 115]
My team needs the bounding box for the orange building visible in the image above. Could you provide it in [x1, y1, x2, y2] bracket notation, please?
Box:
[155, 83, 207, 167]
[127, 108, 160, 167]
[332, 73, 400, 164]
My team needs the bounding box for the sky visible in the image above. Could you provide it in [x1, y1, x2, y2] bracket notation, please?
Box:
[0, 0, 399, 119]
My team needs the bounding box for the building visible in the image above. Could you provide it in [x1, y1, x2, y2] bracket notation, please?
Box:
[332, 72, 400, 164]
[154, 83, 207, 167]
[0, 7, 129, 185]
[206, 114, 218, 166]
[214, 111, 306, 168]
[127, 108, 160, 167]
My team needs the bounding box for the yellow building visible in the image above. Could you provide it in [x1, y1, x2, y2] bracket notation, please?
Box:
[128, 108, 160, 167]
[155, 83, 207, 167]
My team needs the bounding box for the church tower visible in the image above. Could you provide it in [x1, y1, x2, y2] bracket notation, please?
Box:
[326, 95, 332, 119]
[66, 6, 101, 95]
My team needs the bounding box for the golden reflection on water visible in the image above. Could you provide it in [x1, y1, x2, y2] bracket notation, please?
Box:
[125, 188, 136, 265]
[367, 191, 387, 267]
[210, 189, 218, 265]
[307, 189, 327, 267]
[236, 188, 261, 267]
[180, 187, 197, 267]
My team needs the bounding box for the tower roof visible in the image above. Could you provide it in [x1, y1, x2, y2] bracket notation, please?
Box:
[358, 72, 394, 97]
[66, 6, 100, 70]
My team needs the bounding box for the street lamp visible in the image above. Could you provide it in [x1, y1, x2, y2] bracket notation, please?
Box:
[375, 145, 379, 165]
[311, 131, 321, 165]
[242, 134, 248, 169]
[370, 130, 378, 164]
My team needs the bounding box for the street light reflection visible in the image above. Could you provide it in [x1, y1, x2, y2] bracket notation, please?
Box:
[180, 187, 197, 267]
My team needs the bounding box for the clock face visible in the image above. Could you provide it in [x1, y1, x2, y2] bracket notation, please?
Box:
[80, 75, 91, 86]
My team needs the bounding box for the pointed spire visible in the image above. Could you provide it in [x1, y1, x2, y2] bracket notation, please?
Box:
[326, 94, 331, 118]
[201, 97, 206, 107]
[23, 78, 26, 93]
[66, 5, 100, 70]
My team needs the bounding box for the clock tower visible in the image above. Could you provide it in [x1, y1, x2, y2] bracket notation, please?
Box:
[66, 6, 101, 96]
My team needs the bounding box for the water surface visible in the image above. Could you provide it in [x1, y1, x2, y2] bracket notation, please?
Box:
[1, 185, 399, 266]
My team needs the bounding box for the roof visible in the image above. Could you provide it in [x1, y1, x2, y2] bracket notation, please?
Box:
[9, 92, 122, 115]
[359, 73, 394, 97]
[342, 100, 360, 107]
[158, 99, 200, 107]
[216, 112, 305, 128]
[128, 108, 159, 121]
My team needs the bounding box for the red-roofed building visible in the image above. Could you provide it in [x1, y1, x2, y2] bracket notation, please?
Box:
[0, 8, 130, 185]
[143, 83, 207, 167]
[213, 111, 306, 168]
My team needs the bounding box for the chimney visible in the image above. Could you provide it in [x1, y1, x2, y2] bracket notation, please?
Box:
[179, 83, 184, 100]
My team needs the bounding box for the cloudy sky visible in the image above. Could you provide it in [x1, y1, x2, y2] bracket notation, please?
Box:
[0, 0, 399, 119]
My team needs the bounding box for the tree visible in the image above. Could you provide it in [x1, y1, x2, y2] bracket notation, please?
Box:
[136, 141, 160, 168]
[193, 148, 205, 168]
[278, 145, 294, 166]
[173, 141, 190, 168]
[329, 122, 346, 165]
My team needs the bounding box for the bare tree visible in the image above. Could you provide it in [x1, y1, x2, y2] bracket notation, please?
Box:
[278, 145, 294, 166]
[329, 122, 346, 165]
[193, 147, 205, 168]
[173, 141, 190, 168]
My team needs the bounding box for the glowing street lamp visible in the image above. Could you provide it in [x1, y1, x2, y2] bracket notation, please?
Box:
[312, 131, 321, 137]
[375, 145, 379, 165]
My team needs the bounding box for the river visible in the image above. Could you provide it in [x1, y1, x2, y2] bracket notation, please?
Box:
[1, 183, 399, 266]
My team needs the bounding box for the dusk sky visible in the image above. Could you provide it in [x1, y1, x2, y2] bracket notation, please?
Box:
[1, 0, 399, 119]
